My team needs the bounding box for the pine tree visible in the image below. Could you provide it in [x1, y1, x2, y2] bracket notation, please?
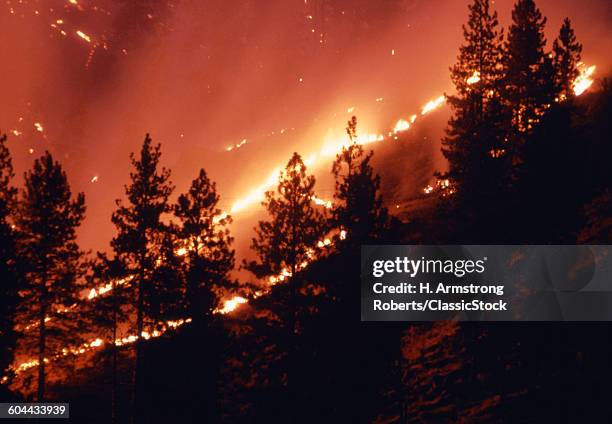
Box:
[244, 153, 325, 421]
[110, 134, 174, 422]
[148, 231, 185, 322]
[331, 116, 388, 247]
[243, 152, 324, 390]
[0, 134, 18, 380]
[440, 0, 510, 200]
[174, 169, 235, 324]
[246, 152, 324, 280]
[503, 0, 555, 135]
[14, 152, 86, 401]
[553, 18, 582, 100]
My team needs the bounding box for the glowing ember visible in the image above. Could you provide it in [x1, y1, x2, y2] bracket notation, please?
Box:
[466, 70, 481, 85]
[89, 338, 103, 348]
[226, 138, 247, 152]
[312, 195, 333, 209]
[34, 122, 44, 132]
[90, 175, 99, 183]
[76, 30, 91, 43]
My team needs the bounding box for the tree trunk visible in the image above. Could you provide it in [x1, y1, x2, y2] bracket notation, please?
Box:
[289, 258, 298, 422]
[132, 260, 145, 424]
[112, 279, 118, 424]
[37, 280, 47, 402]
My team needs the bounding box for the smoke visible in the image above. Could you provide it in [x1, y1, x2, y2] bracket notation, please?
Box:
[0, 0, 610, 260]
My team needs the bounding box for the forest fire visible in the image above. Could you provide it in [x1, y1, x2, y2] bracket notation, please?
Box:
[1, 1, 610, 422]
[227, 93, 448, 216]
[7, 61, 600, 378]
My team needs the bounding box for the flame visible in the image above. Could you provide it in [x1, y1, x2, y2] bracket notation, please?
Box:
[229, 167, 282, 214]
[393, 119, 410, 133]
[228, 94, 446, 215]
[312, 195, 333, 209]
[213, 211, 228, 224]
[466, 70, 480, 85]
[573, 63, 596, 96]
[89, 338, 103, 348]
[421, 96, 445, 115]
[216, 296, 248, 314]
[87, 276, 134, 300]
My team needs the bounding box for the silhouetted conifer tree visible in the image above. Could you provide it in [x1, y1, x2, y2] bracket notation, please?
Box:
[15, 152, 86, 401]
[246, 152, 324, 279]
[0, 134, 18, 380]
[331, 116, 388, 247]
[552, 18, 582, 100]
[148, 232, 184, 322]
[170, 169, 237, 422]
[503, 0, 555, 136]
[244, 153, 325, 419]
[440, 0, 511, 203]
[174, 169, 235, 324]
[110, 134, 174, 422]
